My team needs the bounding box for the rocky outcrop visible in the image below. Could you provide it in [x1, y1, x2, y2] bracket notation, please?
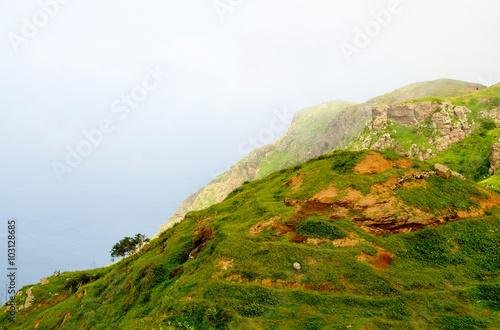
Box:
[372, 102, 438, 129]
[434, 164, 466, 180]
[18, 287, 35, 311]
[431, 103, 475, 151]
[478, 107, 500, 124]
[489, 143, 500, 175]
[283, 158, 482, 236]
[354, 101, 475, 159]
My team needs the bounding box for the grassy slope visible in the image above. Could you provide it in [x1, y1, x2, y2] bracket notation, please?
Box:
[255, 100, 357, 178]
[182, 100, 356, 215]
[3, 151, 500, 330]
[169, 79, 485, 224]
[429, 84, 500, 182]
[366, 78, 485, 105]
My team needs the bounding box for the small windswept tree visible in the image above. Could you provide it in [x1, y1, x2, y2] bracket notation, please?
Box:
[110, 233, 150, 261]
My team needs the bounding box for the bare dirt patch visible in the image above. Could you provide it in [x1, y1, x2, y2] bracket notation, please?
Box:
[189, 226, 214, 259]
[354, 152, 393, 175]
[311, 185, 338, 204]
[400, 180, 428, 189]
[285, 173, 309, 191]
[394, 158, 414, 169]
[217, 258, 234, 270]
[456, 189, 500, 219]
[250, 218, 276, 236]
[307, 234, 362, 248]
[249, 216, 294, 236]
[356, 247, 394, 269]
[61, 313, 72, 328]
[331, 236, 361, 247]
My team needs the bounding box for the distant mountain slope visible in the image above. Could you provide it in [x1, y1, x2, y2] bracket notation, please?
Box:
[161, 79, 485, 232]
[365, 78, 484, 105]
[6, 151, 500, 329]
[163, 100, 357, 228]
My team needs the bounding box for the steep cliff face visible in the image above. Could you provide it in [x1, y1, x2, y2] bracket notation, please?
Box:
[353, 101, 476, 159]
[165, 100, 357, 227]
[160, 79, 487, 234]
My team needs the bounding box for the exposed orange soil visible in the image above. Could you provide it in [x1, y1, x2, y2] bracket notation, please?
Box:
[356, 247, 394, 269]
[284, 172, 309, 191]
[226, 274, 334, 291]
[217, 258, 234, 270]
[306, 233, 362, 248]
[394, 158, 414, 169]
[249, 216, 294, 236]
[354, 152, 393, 174]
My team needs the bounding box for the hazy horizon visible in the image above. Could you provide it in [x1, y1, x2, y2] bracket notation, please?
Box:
[1, 0, 500, 290]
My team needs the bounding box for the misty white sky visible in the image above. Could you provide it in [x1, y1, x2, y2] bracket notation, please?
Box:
[1, 0, 499, 288]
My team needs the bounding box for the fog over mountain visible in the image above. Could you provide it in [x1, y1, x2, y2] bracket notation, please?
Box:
[0, 0, 499, 289]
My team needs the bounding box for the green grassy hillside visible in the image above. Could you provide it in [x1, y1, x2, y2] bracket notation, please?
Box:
[167, 79, 486, 226]
[4, 151, 500, 329]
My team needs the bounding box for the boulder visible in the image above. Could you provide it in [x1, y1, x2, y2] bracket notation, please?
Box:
[434, 164, 466, 180]
[434, 164, 452, 179]
[451, 171, 466, 181]
[293, 262, 301, 271]
[489, 143, 500, 175]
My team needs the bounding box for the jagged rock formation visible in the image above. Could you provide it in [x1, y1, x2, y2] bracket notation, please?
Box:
[371, 102, 437, 129]
[478, 107, 500, 124]
[353, 101, 476, 159]
[489, 143, 500, 175]
[434, 163, 466, 180]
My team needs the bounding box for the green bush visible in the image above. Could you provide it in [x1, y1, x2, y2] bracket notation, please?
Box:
[480, 118, 497, 130]
[438, 315, 485, 329]
[65, 273, 101, 291]
[237, 303, 268, 317]
[399, 227, 459, 267]
[471, 284, 500, 311]
[296, 219, 346, 240]
[110, 233, 149, 261]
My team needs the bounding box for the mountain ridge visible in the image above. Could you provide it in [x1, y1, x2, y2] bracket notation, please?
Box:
[160, 78, 485, 235]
